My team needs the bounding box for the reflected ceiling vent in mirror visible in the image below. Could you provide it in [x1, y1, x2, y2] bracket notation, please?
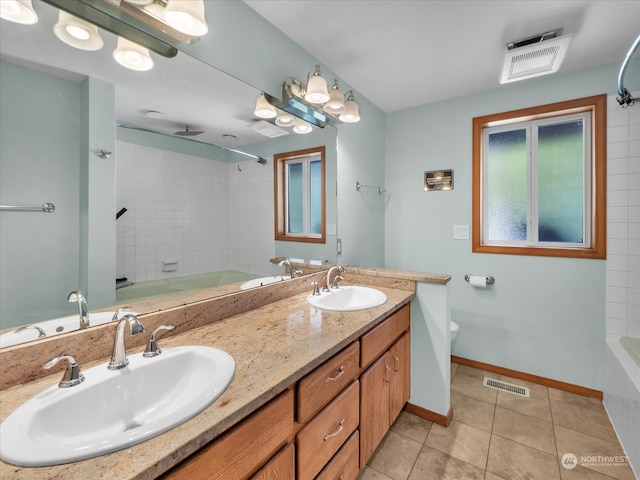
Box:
[500, 29, 572, 84]
[0, 0, 38, 24]
[53, 10, 104, 51]
[251, 120, 289, 139]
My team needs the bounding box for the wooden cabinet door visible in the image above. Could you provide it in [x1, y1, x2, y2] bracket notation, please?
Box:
[251, 444, 294, 480]
[389, 332, 410, 423]
[359, 352, 390, 468]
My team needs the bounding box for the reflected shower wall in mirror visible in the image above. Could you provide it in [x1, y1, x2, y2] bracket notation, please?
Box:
[0, 0, 337, 340]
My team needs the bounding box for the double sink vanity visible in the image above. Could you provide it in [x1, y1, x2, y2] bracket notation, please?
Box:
[0, 266, 450, 480]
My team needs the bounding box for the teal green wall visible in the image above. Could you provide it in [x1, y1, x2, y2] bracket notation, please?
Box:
[386, 59, 640, 389]
[0, 61, 82, 327]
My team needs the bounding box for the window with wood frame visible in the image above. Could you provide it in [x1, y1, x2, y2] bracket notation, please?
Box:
[472, 94, 606, 259]
[274, 146, 325, 243]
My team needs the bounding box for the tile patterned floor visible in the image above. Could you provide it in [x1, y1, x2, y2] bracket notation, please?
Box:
[358, 362, 637, 480]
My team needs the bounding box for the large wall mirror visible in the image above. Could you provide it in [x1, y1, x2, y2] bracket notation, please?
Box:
[0, 0, 337, 346]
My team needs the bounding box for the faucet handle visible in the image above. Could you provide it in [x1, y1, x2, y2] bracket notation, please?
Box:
[143, 324, 175, 358]
[310, 280, 321, 296]
[332, 275, 344, 289]
[294, 269, 304, 277]
[111, 306, 132, 322]
[43, 353, 84, 388]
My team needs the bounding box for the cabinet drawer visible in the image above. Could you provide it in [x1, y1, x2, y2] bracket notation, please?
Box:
[297, 342, 360, 423]
[251, 444, 295, 480]
[296, 381, 359, 480]
[315, 431, 359, 480]
[161, 389, 294, 480]
[361, 304, 410, 368]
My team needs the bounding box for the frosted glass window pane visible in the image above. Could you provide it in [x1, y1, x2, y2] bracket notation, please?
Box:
[537, 120, 584, 243]
[287, 162, 303, 234]
[310, 160, 322, 235]
[486, 129, 527, 241]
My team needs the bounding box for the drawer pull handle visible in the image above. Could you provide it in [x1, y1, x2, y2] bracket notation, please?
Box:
[324, 365, 345, 383]
[323, 418, 345, 441]
[394, 354, 400, 372]
[385, 365, 391, 383]
[338, 474, 344, 480]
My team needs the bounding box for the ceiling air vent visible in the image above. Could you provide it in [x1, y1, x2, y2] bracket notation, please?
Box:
[500, 30, 572, 84]
[251, 120, 289, 138]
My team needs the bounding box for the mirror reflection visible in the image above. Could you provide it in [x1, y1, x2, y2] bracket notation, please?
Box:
[0, 0, 337, 346]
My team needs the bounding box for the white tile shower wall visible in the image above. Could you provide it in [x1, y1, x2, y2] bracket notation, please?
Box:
[228, 159, 276, 276]
[606, 93, 640, 336]
[116, 141, 231, 283]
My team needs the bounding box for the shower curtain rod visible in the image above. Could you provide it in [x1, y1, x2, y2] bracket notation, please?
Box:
[617, 34, 640, 107]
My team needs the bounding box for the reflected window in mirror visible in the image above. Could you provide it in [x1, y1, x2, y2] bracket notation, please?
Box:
[274, 146, 326, 243]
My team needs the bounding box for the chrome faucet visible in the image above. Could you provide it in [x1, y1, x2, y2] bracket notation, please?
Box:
[279, 259, 304, 278]
[108, 313, 145, 370]
[43, 353, 84, 388]
[323, 265, 346, 292]
[67, 290, 89, 329]
[143, 324, 175, 358]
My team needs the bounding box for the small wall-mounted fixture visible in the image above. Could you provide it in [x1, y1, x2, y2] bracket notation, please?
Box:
[500, 29, 572, 84]
[97, 149, 112, 159]
[617, 34, 640, 108]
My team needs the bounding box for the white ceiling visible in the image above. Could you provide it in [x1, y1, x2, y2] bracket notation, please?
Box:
[244, 0, 640, 113]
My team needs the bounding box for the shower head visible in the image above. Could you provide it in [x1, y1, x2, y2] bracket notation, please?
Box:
[174, 126, 204, 136]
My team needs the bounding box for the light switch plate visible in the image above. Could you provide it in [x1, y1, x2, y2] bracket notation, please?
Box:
[453, 225, 469, 240]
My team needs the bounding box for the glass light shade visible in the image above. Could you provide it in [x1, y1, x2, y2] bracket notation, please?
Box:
[341, 93, 360, 123]
[323, 83, 346, 114]
[304, 67, 330, 104]
[113, 37, 154, 71]
[254, 93, 277, 119]
[275, 110, 296, 127]
[54, 11, 103, 51]
[293, 119, 312, 134]
[0, 0, 38, 24]
[163, 0, 208, 36]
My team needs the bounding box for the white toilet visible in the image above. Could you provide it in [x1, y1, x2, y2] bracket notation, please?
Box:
[451, 320, 460, 344]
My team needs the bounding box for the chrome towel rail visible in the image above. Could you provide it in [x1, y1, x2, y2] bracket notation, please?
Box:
[0, 203, 55, 213]
[355, 181, 387, 194]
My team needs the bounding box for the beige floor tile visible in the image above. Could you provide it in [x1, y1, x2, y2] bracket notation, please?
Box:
[450, 390, 495, 432]
[559, 463, 632, 480]
[486, 435, 561, 480]
[368, 430, 422, 480]
[548, 388, 606, 413]
[425, 420, 491, 470]
[496, 390, 552, 422]
[492, 406, 556, 455]
[456, 365, 500, 381]
[408, 445, 485, 480]
[550, 398, 619, 444]
[451, 373, 498, 405]
[484, 472, 507, 480]
[554, 425, 636, 480]
[499, 375, 549, 399]
[358, 466, 395, 480]
[391, 411, 432, 444]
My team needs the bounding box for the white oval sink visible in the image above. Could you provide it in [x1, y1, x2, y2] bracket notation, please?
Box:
[0, 311, 136, 348]
[240, 275, 290, 290]
[307, 286, 387, 311]
[0, 346, 234, 467]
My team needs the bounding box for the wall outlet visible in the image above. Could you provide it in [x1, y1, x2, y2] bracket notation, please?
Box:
[453, 225, 469, 240]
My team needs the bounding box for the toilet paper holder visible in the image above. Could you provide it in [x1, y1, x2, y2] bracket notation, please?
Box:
[464, 274, 495, 285]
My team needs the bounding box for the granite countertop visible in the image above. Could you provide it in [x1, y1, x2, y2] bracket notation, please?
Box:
[0, 285, 414, 480]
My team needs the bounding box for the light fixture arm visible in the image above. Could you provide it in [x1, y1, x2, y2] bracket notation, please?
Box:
[617, 33, 640, 108]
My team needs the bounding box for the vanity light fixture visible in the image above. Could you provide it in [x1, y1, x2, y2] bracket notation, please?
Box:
[163, 0, 208, 37]
[304, 65, 330, 104]
[0, 0, 38, 24]
[254, 92, 278, 119]
[340, 91, 361, 123]
[53, 10, 104, 51]
[113, 36, 154, 71]
[293, 118, 313, 134]
[275, 109, 296, 127]
[323, 80, 347, 115]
